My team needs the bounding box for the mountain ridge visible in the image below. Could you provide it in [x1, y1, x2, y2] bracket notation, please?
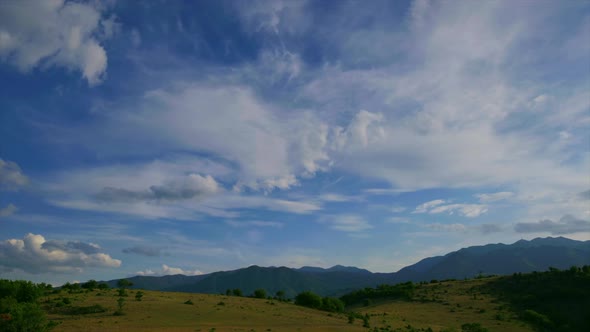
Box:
[105, 237, 590, 297]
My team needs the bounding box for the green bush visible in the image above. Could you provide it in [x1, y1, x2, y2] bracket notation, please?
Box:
[295, 291, 322, 309]
[0, 279, 55, 332]
[321, 297, 345, 312]
[253, 289, 267, 299]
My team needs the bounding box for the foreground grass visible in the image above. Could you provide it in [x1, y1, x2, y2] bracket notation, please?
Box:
[44, 289, 365, 332]
[356, 278, 533, 332]
[43, 278, 536, 332]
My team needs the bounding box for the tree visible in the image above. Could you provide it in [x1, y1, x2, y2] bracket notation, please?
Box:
[0, 279, 54, 331]
[275, 290, 286, 301]
[117, 279, 133, 289]
[97, 283, 109, 290]
[232, 289, 243, 297]
[82, 280, 98, 291]
[295, 291, 322, 309]
[321, 297, 345, 312]
[135, 291, 144, 301]
[114, 297, 126, 316]
[253, 289, 267, 299]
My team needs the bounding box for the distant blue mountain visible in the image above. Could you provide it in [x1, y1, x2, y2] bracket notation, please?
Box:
[106, 237, 590, 297]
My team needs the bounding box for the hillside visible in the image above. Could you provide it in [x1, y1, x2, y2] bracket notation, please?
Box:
[106, 237, 590, 296]
[393, 237, 590, 282]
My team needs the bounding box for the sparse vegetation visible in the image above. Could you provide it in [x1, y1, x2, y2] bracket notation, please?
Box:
[2, 267, 585, 331]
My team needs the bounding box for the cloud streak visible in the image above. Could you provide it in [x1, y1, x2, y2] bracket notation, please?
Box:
[515, 215, 590, 235]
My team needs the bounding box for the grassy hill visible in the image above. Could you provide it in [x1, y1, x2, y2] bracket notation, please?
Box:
[39, 277, 539, 332]
[6, 266, 589, 331]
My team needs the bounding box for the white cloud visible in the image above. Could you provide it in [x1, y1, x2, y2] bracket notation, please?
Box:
[386, 217, 409, 224]
[391, 206, 406, 213]
[429, 204, 488, 218]
[95, 173, 220, 202]
[515, 215, 590, 235]
[0, 233, 121, 274]
[88, 85, 331, 192]
[0, 159, 29, 190]
[0, 0, 111, 85]
[414, 199, 446, 213]
[136, 264, 203, 276]
[414, 200, 488, 218]
[318, 215, 373, 233]
[225, 220, 283, 228]
[475, 191, 515, 203]
[318, 193, 361, 203]
[423, 223, 466, 232]
[0, 203, 17, 218]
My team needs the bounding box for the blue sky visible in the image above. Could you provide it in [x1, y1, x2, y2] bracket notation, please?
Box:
[0, 0, 589, 286]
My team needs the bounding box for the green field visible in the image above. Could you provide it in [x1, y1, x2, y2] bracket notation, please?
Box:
[42, 278, 533, 332]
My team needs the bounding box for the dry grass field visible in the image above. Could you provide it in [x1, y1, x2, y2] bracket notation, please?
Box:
[43, 278, 534, 332]
[44, 289, 365, 332]
[356, 278, 533, 332]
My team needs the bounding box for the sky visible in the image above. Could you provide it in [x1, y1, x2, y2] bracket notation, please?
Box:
[0, 0, 589, 286]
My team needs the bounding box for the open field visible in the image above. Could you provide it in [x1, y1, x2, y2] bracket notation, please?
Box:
[43, 278, 534, 332]
[356, 278, 532, 332]
[44, 289, 364, 332]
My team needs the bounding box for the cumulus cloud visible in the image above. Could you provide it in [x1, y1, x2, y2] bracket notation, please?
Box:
[0, 204, 17, 218]
[122, 246, 162, 257]
[414, 200, 488, 218]
[0, 0, 112, 85]
[0, 159, 28, 190]
[475, 191, 515, 202]
[136, 264, 202, 276]
[515, 215, 590, 235]
[0, 233, 121, 274]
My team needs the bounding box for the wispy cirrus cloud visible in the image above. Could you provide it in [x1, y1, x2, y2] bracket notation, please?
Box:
[0, 159, 29, 190]
[0, 203, 17, 218]
[414, 199, 488, 218]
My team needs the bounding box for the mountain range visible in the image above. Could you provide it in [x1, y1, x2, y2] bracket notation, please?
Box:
[107, 237, 590, 298]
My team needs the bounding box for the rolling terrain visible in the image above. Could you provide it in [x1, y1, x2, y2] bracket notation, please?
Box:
[106, 237, 590, 297]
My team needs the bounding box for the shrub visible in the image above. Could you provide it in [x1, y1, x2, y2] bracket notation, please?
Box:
[61, 304, 107, 315]
[522, 309, 553, 328]
[321, 297, 345, 313]
[113, 297, 125, 316]
[295, 291, 322, 309]
[184, 299, 194, 305]
[135, 291, 144, 301]
[253, 289, 267, 299]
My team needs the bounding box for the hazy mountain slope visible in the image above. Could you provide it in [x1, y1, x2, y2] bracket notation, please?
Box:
[108, 237, 590, 296]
